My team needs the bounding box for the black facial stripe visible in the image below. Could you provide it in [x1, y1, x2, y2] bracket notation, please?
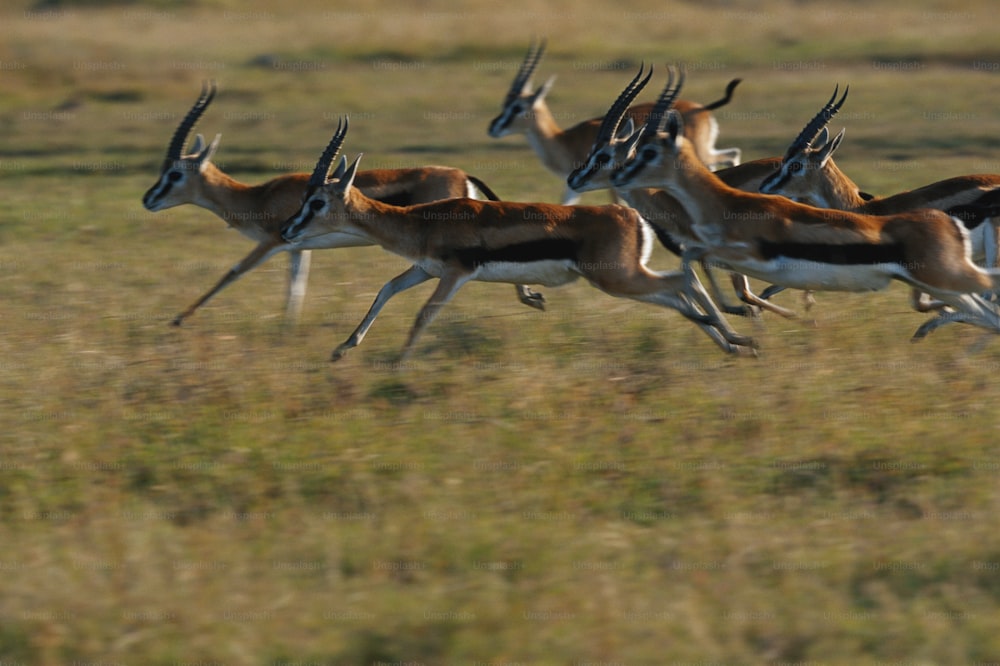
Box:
[148, 179, 173, 203]
[448, 238, 579, 271]
[758, 239, 906, 265]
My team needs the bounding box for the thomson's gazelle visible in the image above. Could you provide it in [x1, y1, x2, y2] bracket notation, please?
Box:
[488, 39, 742, 204]
[281, 118, 756, 360]
[566, 65, 797, 319]
[612, 69, 1000, 342]
[758, 86, 1000, 309]
[143, 82, 544, 326]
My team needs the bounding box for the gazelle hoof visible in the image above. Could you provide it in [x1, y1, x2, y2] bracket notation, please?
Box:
[522, 293, 546, 311]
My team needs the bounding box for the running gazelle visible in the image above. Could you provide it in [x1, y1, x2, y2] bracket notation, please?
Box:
[758, 86, 1000, 309]
[611, 68, 1000, 341]
[487, 39, 742, 204]
[142, 81, 544, 325]
[565, 64, 797, 319]
[280, 117, 757, 360]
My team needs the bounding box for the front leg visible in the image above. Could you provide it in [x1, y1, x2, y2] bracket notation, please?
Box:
[700, 262, 758, 318]
[333, 265, 433, 361]
[172, 240, 284, 326]
[285, 249, 312, 323]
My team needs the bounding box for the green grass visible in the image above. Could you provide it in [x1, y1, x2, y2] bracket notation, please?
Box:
[4, 0, 1000, 663]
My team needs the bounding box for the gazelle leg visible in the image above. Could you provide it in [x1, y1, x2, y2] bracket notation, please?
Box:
[622, 267, 756, 354]
[728, 272, 799, 320]
[911, 293, 1000, 340]
[172, 240, 284, 326]
[983, 219, 999, 302]
[333, 265, 433, 361]
[680, 270, 758, 350]
[286, 249, 311, 323]
[399, 271, 472, 361]
[910, 287, 949, 313]
[699, 262, 757, 317]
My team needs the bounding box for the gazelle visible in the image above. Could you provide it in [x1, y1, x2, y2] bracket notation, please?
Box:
[759, 86, 1000, 308]
[566, 64, 796, 319]
[759, 87, 1000, 263]
[487, 39, 742, 204]
[611, 68, 1000, 342]
[142, 81, 544, 326]
[280, 117, 757, 360]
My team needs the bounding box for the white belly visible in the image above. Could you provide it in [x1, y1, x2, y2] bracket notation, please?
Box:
[471, 259, 581, 287]
[723, 256, 898, 292]
[295, 230, 372, 250]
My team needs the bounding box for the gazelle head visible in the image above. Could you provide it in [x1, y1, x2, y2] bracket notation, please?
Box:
[611, 66, 692, 190]
[487, 39, 557, 138]
[142, 81, 222, 212]
[282, 117, 361, 244]
[567, 64, 653, 193]
[758, 86, 849, 201]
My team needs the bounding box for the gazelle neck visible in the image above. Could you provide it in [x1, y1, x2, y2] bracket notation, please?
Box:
[816, 160, 869, 210]
[326, 189, 425, 257]
[521, 102, 577, 176]
[192, 163, 269, 231]
[656, 143, 734, 234]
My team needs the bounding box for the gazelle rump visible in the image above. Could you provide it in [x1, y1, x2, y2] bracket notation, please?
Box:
[759, 86, 1000, 308]
[566, 64, 797, 319]
[487, 39, 742, 204]
[142, 82, 544, 326]
[611, 69, 1000, 342]
[281, 118, 756, 360]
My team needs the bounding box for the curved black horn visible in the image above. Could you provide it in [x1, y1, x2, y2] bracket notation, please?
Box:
[645, 65, 686, 134]
[784, 85, 849, 159]
[505, 38, 547, 104]
[308, 116, 350, 188]
[593, 63, 653, 148]
[166, 80, 217, 160]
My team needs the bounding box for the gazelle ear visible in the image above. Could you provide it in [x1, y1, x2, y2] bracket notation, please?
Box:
[329, 155, 349, 181]
[817, 128, 845, 167]
[189, 133, 206, 155]
[666, 111, 682, 144]
[332, 154, 363, 197]
[615, 117, 636, 142]
[814, 127, 830, 149]
[197, 133, 221, 167]
[531, 75, 556, 104]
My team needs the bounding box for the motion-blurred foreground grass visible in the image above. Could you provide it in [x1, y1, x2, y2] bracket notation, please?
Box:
[3, 0, 1000, 663]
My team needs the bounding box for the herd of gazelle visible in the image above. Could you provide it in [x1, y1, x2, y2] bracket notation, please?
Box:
[143, 43, 1000, 360]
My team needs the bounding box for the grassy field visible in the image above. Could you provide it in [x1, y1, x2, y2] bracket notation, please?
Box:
[4, 0, 1000, 663]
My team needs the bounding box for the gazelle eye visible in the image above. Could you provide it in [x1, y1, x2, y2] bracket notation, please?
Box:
[595, 153, 611, 166]
[309, 198, 325, 212]
[167, 170, 183, 182]
[641, 146, 658, 161]
[788, 161, 805, 174]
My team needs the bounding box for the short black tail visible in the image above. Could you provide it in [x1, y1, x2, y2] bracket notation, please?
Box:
[467, 175, 502, 202]
[703, 78, 742, 111]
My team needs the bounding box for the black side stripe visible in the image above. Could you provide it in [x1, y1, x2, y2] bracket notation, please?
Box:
[448, 238, 579, 271]
[373, 190, 418, 207]
[946, 190, 1000, 230]
[758, 239, 906, 265]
